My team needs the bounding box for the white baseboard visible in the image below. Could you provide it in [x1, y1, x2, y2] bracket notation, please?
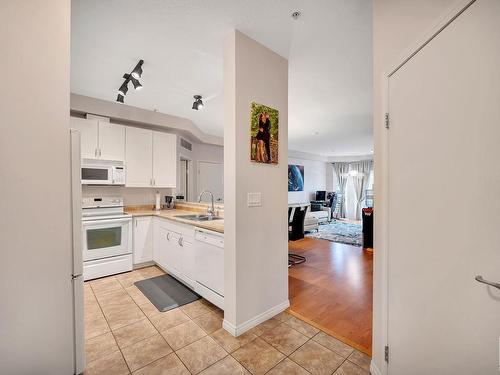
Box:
[223, 300, 290, 336]
[370, 361, 383, 375]
[134, 260, 155, 269]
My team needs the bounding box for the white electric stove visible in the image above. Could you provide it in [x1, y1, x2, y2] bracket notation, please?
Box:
[81, 197, 132, 280]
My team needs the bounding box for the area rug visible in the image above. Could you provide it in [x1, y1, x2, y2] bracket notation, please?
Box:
[135, 274, 200, 312]
[306, 220, 362, 247]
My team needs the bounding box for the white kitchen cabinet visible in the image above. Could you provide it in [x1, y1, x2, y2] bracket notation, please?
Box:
[70, 117, 125, 161]
[151, 217, 224, 309]
[70, 117, 98, 159]
[152, 131, 177, 188]
[152, 218, 196, 284]
[180, 236, 196, 283]
[126, 127, 153, 187]
[133, 217, 153, 264]
[98, 122, 125, 161]
[153, 218, 181, 274]
[166, 230, 182, 273]
[125, 128, 176, 188]
[153, 220, 168, 269]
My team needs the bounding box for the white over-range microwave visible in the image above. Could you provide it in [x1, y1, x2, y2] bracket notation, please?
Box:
[81, 159, 126, 185]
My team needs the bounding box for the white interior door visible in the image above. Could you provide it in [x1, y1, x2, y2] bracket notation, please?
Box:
[387, 1, 500, 373]
[197, 161, 224, 203]
[179, 160, 188, 200]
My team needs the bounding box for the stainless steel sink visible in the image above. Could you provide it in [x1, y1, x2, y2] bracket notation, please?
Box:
[175, 214, 222, 222]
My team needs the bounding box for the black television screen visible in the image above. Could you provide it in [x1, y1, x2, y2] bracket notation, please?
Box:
[316, 191, 326, 201]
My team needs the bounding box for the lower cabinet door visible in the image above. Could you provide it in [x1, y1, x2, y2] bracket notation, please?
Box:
[153, 225, 169, 270]
[166, 231, 181, 273]
[180, 236, 196, 282]
[133, 217, 153, 264]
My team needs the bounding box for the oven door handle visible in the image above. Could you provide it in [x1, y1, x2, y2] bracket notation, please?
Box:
[83, 217, 131, 226]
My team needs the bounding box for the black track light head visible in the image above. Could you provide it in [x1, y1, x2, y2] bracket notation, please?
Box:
[117, 94, 124, 103]
[130, 76, 143, 90]
[192, 95, 204, 110]
[118, 81, 129, 96]
[131, 59, 144, 79]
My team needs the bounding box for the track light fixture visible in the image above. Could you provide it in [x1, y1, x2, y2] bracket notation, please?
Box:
[192, 95, 204, 110]
[118, 81, 129, 96]
[116, 59, 144, 103]
[131, 60, 144, 79]
[130, 76, 142, 90]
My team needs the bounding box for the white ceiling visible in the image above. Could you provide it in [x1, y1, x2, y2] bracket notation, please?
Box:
[71, 0, 372, 157]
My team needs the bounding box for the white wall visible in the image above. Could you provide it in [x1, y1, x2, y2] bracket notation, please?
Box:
[224, 30, 289, 332]
[372, 0, 463, 373]
[71, 93, 223, 146]
[0, 1, 74, 373]
[287, 157, 327, 204]
[82, 186, 174, 206]
[178, 140, 224, 202]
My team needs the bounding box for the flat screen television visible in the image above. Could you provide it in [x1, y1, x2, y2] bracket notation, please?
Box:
[315, 191, 326, 201]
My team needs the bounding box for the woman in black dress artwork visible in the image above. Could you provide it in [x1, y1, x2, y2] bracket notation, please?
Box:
[256, 112, 271, 163]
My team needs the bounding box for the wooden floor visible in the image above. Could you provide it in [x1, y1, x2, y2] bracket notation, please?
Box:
[288, 237, 373, 355]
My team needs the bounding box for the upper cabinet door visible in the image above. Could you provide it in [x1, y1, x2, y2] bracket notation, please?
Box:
[70, 117, 98, 159]
[98, 122, 125, 161]
[126, 127, 153, 187]
[152, 132, 177, 188]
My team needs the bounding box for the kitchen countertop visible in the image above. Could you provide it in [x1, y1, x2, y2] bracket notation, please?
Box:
[125, 208, 224, 234]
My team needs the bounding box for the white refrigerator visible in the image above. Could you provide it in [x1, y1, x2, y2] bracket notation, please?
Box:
[70, 129, 85, 374]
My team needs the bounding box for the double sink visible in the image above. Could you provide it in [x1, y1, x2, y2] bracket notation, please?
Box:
[175, 214, 223, 222]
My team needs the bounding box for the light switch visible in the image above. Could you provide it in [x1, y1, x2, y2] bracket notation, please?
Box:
[247, 192, 262, 207]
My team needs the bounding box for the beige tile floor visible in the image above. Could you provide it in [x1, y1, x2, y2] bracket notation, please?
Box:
[84, 266, 371, 375]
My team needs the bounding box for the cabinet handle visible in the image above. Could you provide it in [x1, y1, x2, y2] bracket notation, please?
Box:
[94, 148, 98, 157]
[166, 232, 170, 241]
[99, 149, 102, 157]
[153, 178, 156, 186]
[178, 237, 183, 247]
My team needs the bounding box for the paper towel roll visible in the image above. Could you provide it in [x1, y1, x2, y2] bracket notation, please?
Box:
[155, 191, 161, 210]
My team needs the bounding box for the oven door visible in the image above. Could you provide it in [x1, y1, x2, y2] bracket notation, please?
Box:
[82, 217, 132, 261]
[81, 165, 112, 185]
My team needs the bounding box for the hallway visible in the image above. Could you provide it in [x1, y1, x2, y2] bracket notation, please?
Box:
[288, 238, 373, 354]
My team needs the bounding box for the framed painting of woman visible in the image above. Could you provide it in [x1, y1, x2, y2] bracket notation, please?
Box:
[250, 102, 279, 164]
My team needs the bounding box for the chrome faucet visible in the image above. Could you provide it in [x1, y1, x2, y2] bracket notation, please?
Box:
[198, 190, 215, 217]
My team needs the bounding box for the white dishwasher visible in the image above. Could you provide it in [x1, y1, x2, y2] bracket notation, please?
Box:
[194, 228, 224, 299]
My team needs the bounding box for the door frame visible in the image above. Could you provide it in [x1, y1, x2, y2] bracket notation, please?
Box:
[196, 160, 224, 202]
[179, 156, 193, 202]
[376, 1, 477, 374]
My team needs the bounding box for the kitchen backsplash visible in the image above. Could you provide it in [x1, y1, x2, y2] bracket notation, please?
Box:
[82, 186, 176, 206]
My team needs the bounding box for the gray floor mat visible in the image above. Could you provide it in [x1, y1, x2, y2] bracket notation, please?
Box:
[134, 274, 200, 312]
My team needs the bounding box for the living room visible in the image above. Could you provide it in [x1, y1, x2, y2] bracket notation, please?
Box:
[287, 150, 374, 355]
